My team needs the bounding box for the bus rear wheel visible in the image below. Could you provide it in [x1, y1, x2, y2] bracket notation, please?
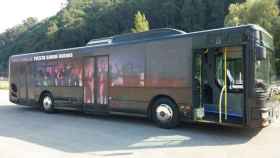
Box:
[152, 98, 179, 129]
[41, 93, 55, 113]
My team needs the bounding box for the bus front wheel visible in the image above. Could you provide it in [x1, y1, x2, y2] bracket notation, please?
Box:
[41, 93, 55, 113]
[152, 98, 179, 129]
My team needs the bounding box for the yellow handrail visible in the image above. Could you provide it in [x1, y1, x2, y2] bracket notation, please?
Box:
[224, 48, 228, 120]
[218, 86, 225, 123]
[218, 48, 228, 123]
[199, 54, 202, 108]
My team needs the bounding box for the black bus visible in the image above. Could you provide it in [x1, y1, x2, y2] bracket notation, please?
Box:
[9, 24, 279, 128]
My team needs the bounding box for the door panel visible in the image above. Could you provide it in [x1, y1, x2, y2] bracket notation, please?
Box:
[215, 47, 244, 123]
[96, 56, 109, 105]
[83, 56, 109, 108]
[84, 58, 95, 104]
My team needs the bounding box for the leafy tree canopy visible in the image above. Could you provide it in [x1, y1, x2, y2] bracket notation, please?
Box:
[132, 11, 150, 33]
[225, 0, 280, 33]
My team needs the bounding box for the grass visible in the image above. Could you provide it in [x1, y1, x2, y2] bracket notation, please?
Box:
[0, 80, 9, 90]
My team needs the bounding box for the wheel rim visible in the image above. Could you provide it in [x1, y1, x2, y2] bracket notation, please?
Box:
[43, 96, 52, 110]
[156, 104, 173, 122]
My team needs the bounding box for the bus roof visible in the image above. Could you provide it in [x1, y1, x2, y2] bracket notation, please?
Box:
[87, 24, 272, 46]
[87, 28, 187, 46]
[10, 24, 271, 61]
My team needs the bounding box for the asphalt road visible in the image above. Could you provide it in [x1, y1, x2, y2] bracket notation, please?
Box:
[0, 90, 279, 158]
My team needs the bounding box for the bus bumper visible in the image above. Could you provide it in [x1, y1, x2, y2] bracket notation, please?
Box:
[261, 103, 280, 127]
[249, 102, 280, 128]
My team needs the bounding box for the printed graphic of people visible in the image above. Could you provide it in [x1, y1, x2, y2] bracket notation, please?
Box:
[98, 58, 108, 105]
[56, 63, 65, 86]
[99, 73, 105, 104]
[84, 61, 94, 104]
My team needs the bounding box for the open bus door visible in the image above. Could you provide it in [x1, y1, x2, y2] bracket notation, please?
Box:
[193, 47, 245, 125]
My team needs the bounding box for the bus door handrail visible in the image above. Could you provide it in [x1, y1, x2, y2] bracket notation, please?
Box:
[218, 86, 226, 123]
[218, 48, 228, 123]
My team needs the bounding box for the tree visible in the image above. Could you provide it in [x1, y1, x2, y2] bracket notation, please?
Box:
[225, 0, 280, 32]
[179, 0, 243, 32]
[132, 11, 150, 33]
[23, 17, 38, 28]
[47, 22, 59, 38]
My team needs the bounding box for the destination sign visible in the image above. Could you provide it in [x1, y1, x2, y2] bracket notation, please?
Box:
[33, 53, 73, 61]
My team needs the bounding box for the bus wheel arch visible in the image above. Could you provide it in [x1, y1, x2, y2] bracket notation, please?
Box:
[148, 95, 180, 129]
[39, 91, 55, 113]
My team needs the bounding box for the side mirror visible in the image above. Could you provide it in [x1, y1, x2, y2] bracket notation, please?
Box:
[256, 45, 267, 60]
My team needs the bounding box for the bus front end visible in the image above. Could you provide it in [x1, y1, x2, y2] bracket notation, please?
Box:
[250, 28, 280, 128]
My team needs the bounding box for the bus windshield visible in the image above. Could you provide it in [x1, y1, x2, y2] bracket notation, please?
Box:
[255, 48, 277, 87]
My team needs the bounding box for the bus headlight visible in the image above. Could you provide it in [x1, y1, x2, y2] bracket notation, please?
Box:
[261, 111, 269, 119]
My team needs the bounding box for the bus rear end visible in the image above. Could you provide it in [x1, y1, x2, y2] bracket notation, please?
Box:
[9, 56, 28, 105]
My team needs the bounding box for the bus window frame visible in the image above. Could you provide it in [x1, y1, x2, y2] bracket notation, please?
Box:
[214, 45, 245, 93]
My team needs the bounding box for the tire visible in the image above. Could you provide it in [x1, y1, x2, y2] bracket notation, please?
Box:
[152, 98, 179, 129]
[41, 93, 55, 113]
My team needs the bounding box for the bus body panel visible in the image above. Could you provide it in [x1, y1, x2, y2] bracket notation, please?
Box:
[108, 37, 192, 115]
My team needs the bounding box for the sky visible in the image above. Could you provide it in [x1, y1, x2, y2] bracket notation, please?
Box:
[0, 0, 67, 33]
